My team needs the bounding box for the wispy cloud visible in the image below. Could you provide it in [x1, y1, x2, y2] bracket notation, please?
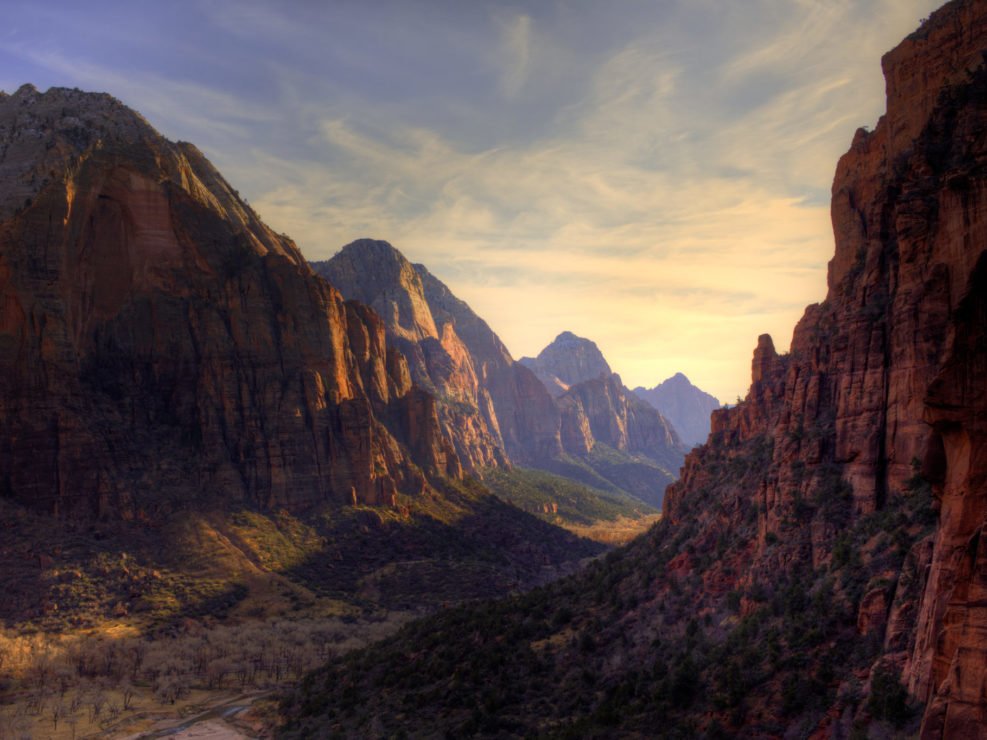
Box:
[0, 0, 945, 400]
[498, 14, 533, 99]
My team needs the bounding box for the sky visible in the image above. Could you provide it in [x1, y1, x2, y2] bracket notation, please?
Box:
[0, 0, 944, 402]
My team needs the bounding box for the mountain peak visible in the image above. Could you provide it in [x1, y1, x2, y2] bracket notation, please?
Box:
[0, 90, 462, 517]
[633, 374, 720, 447]
[520, 331, 612, 395]
[314, 239, 438, 342]
[12, 83, 37, 98]
[339, 237, 401, 259]
[0, 85, 165, 224]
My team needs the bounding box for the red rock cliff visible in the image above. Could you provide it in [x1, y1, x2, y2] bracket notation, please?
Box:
[664, 0, 987, 733]
[0, 86, 460, 518]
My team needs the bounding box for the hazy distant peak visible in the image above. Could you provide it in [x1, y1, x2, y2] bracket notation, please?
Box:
[339, 237, 400, 256]
[633, 374, 720, 447]
[521, 331, 613, 397]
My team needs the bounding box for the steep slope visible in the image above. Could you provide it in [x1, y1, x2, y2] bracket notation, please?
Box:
[634, 372, 721, 447]
[0, 88, 610, 632]
[413, 262, 570, 465]
[520, 331, 612, 395]
[282, 2, 987, 736]
[0, 86, 463, 517]
[554, 372, 685, 508]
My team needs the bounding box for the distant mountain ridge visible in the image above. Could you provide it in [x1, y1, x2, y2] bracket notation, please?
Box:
[312, 241, 686, 507]
[633, 372, 721, 447]
[522, 330, 684, 461]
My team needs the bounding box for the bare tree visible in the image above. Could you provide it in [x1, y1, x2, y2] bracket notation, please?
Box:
[85, 687, 106, 724]
[48, 700, 66, 732]
[153, 674, 187, 705]
[119, 679, 138, 711]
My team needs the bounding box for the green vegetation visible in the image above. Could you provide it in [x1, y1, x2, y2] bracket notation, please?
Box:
[539, 443, 677, 509]
[0, 476, 603, 633]
[480, 466, 658, 541]
[0, 473, 606, 737]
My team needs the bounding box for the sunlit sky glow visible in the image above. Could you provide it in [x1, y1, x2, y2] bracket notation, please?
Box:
[0, 0, 943, 402]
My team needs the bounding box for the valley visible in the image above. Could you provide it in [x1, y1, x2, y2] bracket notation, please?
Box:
[1, 0, 987, 738]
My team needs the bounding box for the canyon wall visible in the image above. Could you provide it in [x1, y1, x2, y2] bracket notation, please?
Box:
[0, 87, 460, 519]
[313, 239, 562, 469]
[665, 0, 987, 732]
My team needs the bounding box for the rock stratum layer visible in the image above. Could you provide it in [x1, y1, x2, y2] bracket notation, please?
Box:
[0, 86, 460, 518]
[313, 240, 561, 470]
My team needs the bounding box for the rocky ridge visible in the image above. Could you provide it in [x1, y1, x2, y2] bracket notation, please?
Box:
[524, 331, 686, 505]
[312, 240, 560, 470]
[633, 372, 721, 447]
[0, 87, 460, 518]
[663, 0, 987, 732]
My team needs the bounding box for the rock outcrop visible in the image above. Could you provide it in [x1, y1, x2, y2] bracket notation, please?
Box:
[633, 372, 721, 448]
[0, 87, 460, 518]
[523, 331, 686, 501]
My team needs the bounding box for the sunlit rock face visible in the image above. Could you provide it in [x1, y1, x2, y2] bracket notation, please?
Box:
[313, 240, 561, 470]
[557, 374, 683, 461]
[666, 0, 987, 732]
[0, 87, 460, 519]
[315, 247, 686, 502]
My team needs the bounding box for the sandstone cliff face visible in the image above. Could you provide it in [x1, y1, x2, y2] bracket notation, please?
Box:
[633, 372, 721, 448]
[524, 331, 686, 500]
[413, 261, 564, 465]
[0, 87, 460, 518]
[557, 374, 682, 465]
[662, 0, 987, 732]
